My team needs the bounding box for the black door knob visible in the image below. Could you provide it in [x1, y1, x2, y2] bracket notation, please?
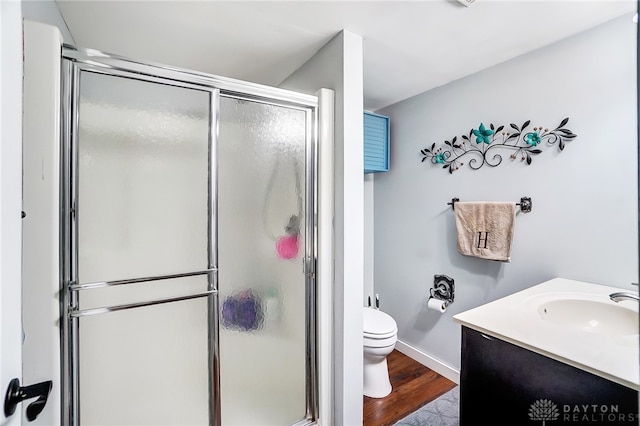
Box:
[3, 378, 52, 421]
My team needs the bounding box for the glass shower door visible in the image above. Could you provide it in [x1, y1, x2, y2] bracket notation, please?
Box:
[62, 47, 318, 426]
[217, 97, 312, 425]
[66, 69, 216, 425]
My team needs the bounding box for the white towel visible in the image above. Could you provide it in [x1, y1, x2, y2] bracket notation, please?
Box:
[454, 202, 516, 262]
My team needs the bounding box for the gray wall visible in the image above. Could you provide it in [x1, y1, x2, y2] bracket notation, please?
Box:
[374, 13, 638, 371]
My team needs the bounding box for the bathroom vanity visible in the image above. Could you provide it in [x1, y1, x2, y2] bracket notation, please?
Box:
[453, 278, 639, 425]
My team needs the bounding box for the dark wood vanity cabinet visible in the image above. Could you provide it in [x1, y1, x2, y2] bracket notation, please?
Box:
[460, 326, 639, 425]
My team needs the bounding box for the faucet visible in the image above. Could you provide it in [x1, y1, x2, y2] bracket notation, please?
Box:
[609, 292, 640, 303]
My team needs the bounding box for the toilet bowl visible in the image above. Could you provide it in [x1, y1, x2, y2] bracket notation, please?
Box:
[363, 307, 398, 398]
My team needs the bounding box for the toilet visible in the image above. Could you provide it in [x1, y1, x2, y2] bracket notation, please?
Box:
[363, 307, 398, 398]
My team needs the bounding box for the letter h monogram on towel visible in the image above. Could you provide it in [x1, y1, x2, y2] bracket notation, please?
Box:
[454, 202, 516, 262]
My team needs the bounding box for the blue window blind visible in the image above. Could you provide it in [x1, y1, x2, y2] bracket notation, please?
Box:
[364, 112, 390, 173]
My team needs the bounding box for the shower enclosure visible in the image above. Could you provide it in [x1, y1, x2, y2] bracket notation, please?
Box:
[60, 47, 318, 426]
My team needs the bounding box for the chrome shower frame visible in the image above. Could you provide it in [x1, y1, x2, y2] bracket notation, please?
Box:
[60, 46, 319, 426]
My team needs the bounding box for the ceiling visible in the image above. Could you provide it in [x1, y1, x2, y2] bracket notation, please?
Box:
[56, 0, 636, 111]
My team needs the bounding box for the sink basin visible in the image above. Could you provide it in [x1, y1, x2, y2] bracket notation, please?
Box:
[538, 298, 639, 336]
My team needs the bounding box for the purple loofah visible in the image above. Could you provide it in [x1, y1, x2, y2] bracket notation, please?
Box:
[221, 291, 263, 331]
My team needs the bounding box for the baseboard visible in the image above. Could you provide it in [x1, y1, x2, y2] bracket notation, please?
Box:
[395, 340, 460, 385]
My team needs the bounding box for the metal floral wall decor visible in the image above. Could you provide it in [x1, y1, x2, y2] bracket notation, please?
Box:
[420, 118, 577, 173]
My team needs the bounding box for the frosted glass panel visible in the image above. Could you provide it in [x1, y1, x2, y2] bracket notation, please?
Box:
[77, 72, 210, 284]
[218, 97, 308, 425]
[78, 297, 210, 425]
[74, 72, 212, 426]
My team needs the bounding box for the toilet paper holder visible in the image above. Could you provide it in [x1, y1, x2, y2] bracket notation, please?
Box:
[430, 275, 454, 306]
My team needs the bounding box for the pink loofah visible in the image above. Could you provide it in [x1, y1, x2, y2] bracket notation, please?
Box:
[276, 235, 299, 259]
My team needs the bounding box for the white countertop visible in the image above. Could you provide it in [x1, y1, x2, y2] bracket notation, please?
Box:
[453, 278, 639, 390]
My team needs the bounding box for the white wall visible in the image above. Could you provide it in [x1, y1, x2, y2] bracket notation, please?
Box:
[22, 0, 75, 44]
[280, 30, 364, 426]
[374, 14, 638, 375]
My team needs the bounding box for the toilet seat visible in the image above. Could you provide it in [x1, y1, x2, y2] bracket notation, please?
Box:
[364, 334, 397, 349]
[363, 308, 397, 340]
[364, 329, 397, 340]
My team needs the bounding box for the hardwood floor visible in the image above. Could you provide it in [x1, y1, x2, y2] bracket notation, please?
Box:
[363, 350, 457, 426]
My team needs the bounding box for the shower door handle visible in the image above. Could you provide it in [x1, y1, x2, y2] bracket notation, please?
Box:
[3, 378, 52, 421]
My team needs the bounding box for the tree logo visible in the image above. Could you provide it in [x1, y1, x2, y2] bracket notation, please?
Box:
[529, 399, 559, 425]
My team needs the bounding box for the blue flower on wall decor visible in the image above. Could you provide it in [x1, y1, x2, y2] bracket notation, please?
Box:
[525, 131, 541, 146]
[419, 118, 577, 174]
[472, 123, 493, 144]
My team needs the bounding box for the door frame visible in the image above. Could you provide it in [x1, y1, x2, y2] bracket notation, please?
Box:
[1, 3, 25, 424]
[21, 19, 64, 426]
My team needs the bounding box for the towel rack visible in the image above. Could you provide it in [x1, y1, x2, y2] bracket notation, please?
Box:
[447, 196, 532, 213]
